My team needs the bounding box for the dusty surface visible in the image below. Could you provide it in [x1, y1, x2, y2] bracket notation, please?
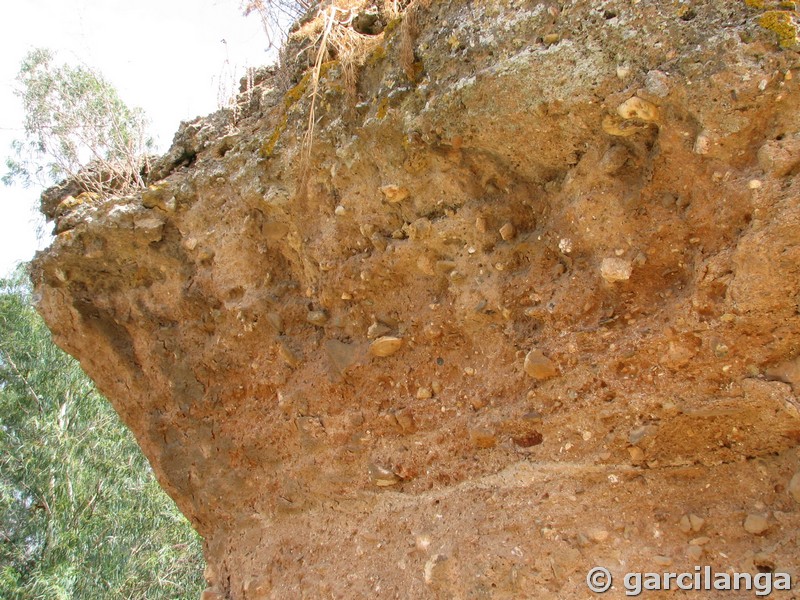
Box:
[31, 1, 800, 598]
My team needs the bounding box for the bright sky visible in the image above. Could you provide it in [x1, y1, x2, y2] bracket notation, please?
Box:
[0, 0, 278, 276]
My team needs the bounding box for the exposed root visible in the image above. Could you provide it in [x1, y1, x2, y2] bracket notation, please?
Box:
[298, 3, 383, 178]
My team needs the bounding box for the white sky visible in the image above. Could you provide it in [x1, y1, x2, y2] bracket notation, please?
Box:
[0, 0, 278, 276]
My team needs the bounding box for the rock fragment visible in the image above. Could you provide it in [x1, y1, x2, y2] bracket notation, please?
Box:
[277, 338, 301, 368]
[416, 387, 432, 399]
[765, 355, 800, 394]
[370, 336, 403, 357]
[307, 310, 328, 326]
[743, 514, 770, 535]
[687, 545, 703, 560]
[617, 96, 659, 121]
[628, 425, 656, 445]
[679, 513, 705, 533]
[689, 514, 706, 532]
[585, 528, 609, 543]
[645, 70, 669, 97]
[513, 431, 543, 448]
[369, 463, 400, 487]
[694, 131, 711, 155]
[380, 184, 409, 203]
[499, 222, 516, 241]
[543, 33, 561, 46]
[600, 257, 632, 283]
[394, 409, 416, 433]
[469, 428, 497, 449]
[628, 446, 645, 461]
[524, 349, 558, 380]
[325, 339, 359, 374]
[757, 135, 800, 176]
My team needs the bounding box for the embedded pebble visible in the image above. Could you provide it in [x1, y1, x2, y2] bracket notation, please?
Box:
[416, 387, 432, 399]
[524, 349, 558, 380]
[499, 222, 516, 241]
[628, 446, 645, 461]
[628, 425, 655, 445]
[380, 184, 409, 203]
[369, 336, 403, 357]
[645, 70, 669, 97]
[687, 545, 703, 560]
[601, 257, 632, 283]
[693, 132, 711, 155]
[679, 513, 705, 533]
[765, 355, 800, 392]
[369, 463, 399, 486]
[757, 135, 800, 176]
[602, 114, 646, 137]
[599, 145, 629, 174]
[475, 215, 488, 233]
[265, 312, 283, 333]
[306, 310, 328, 326]
[367, 321, 391, 339]
[689, 514, 705, 532]
[543, 33, 561, 46]
[469, 428, 497, 449]
[513, 431, 543, 448]
[585, 528, 609, 542]
[617, 96, 659, 121]
[369, 232, 387, 251]
[653, 555, 672, 567]
[788, 471, 800, 503]
[743, 514, 770, 535]
[522, 410, 544, 423]
[394, 410, 416, 433]
[325, 339, 359, 374]
[416, 255, 436, 275]
[277, 339, 301, 368]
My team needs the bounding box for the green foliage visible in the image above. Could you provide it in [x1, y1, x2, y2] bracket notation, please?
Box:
[3, 48, 153, 195]
[0, 266, 204, 599]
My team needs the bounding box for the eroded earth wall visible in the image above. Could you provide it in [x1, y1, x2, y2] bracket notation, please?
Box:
[32, 1, 800, 598]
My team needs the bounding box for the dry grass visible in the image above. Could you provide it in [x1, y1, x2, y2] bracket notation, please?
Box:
[400, 0, 431, 81]
[242, 1, 317, 47]
[249, 0, 427, 180]
[297, 3, 383, 177]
